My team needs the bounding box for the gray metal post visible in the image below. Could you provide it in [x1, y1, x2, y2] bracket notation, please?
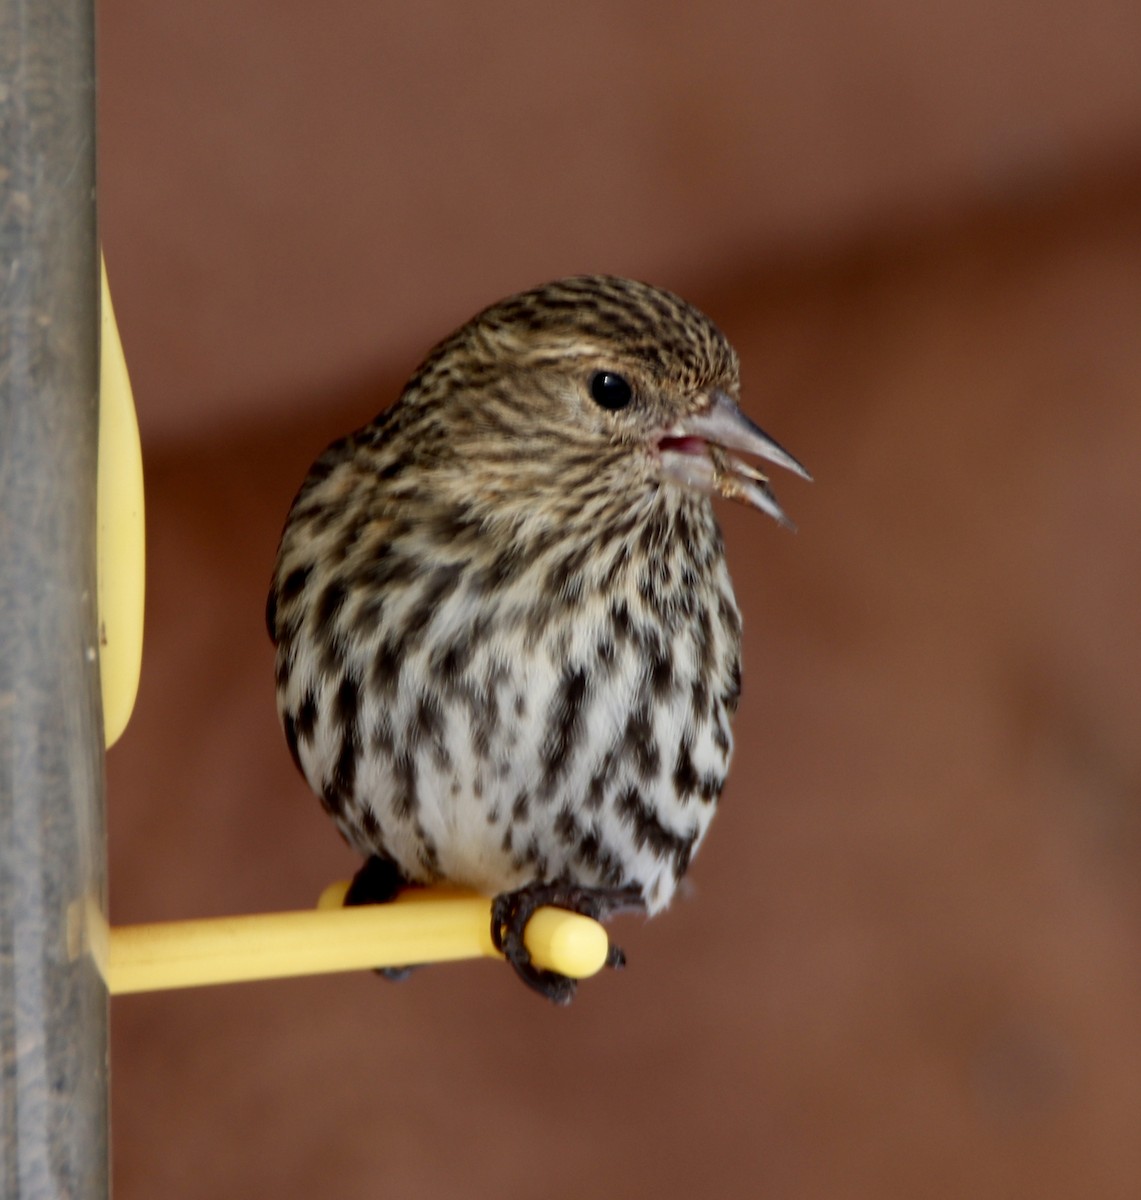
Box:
[0, 0, 109, 1195]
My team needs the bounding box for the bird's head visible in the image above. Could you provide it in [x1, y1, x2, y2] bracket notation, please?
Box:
[397, 275, 810, 528]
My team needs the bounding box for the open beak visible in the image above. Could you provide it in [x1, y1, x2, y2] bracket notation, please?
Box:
[657, 390, 812, 528]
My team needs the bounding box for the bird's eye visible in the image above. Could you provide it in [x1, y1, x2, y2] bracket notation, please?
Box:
[589, 371, 633, 411]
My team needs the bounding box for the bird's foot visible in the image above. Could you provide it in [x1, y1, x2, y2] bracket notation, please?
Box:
[490, 882, 645, 1005]
[343, 856, 416, 982]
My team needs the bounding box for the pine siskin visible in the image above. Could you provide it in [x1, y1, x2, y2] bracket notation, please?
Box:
[266, 276, 809, 1002]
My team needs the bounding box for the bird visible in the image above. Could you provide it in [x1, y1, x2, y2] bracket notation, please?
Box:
[266, 275, 809, 1003]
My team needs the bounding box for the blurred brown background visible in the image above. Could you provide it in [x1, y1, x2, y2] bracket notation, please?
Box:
[100, 2, 1141, 1196]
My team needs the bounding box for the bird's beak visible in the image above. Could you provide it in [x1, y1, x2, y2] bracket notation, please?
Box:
[657, 390, 812, 528]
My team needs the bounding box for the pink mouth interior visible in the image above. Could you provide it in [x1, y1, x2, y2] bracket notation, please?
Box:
[658, 435, 707, 456]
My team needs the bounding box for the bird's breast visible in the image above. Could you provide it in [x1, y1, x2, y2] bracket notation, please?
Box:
[275, 494, 743, 909]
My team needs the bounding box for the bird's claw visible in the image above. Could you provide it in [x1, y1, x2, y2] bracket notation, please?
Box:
[490, 881, 644, 1004]
[344, 855, 407, 906]
[343, 855, 418, 982]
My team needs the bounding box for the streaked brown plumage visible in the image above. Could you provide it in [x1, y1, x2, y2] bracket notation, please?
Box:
[267, 276, 809, 1002]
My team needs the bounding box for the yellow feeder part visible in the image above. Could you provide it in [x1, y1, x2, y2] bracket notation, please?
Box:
[103, 886, 611, 995]
[97, 257, 145, 747]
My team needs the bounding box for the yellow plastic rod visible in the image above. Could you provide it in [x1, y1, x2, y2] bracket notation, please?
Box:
[103, 886, 610, 995]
